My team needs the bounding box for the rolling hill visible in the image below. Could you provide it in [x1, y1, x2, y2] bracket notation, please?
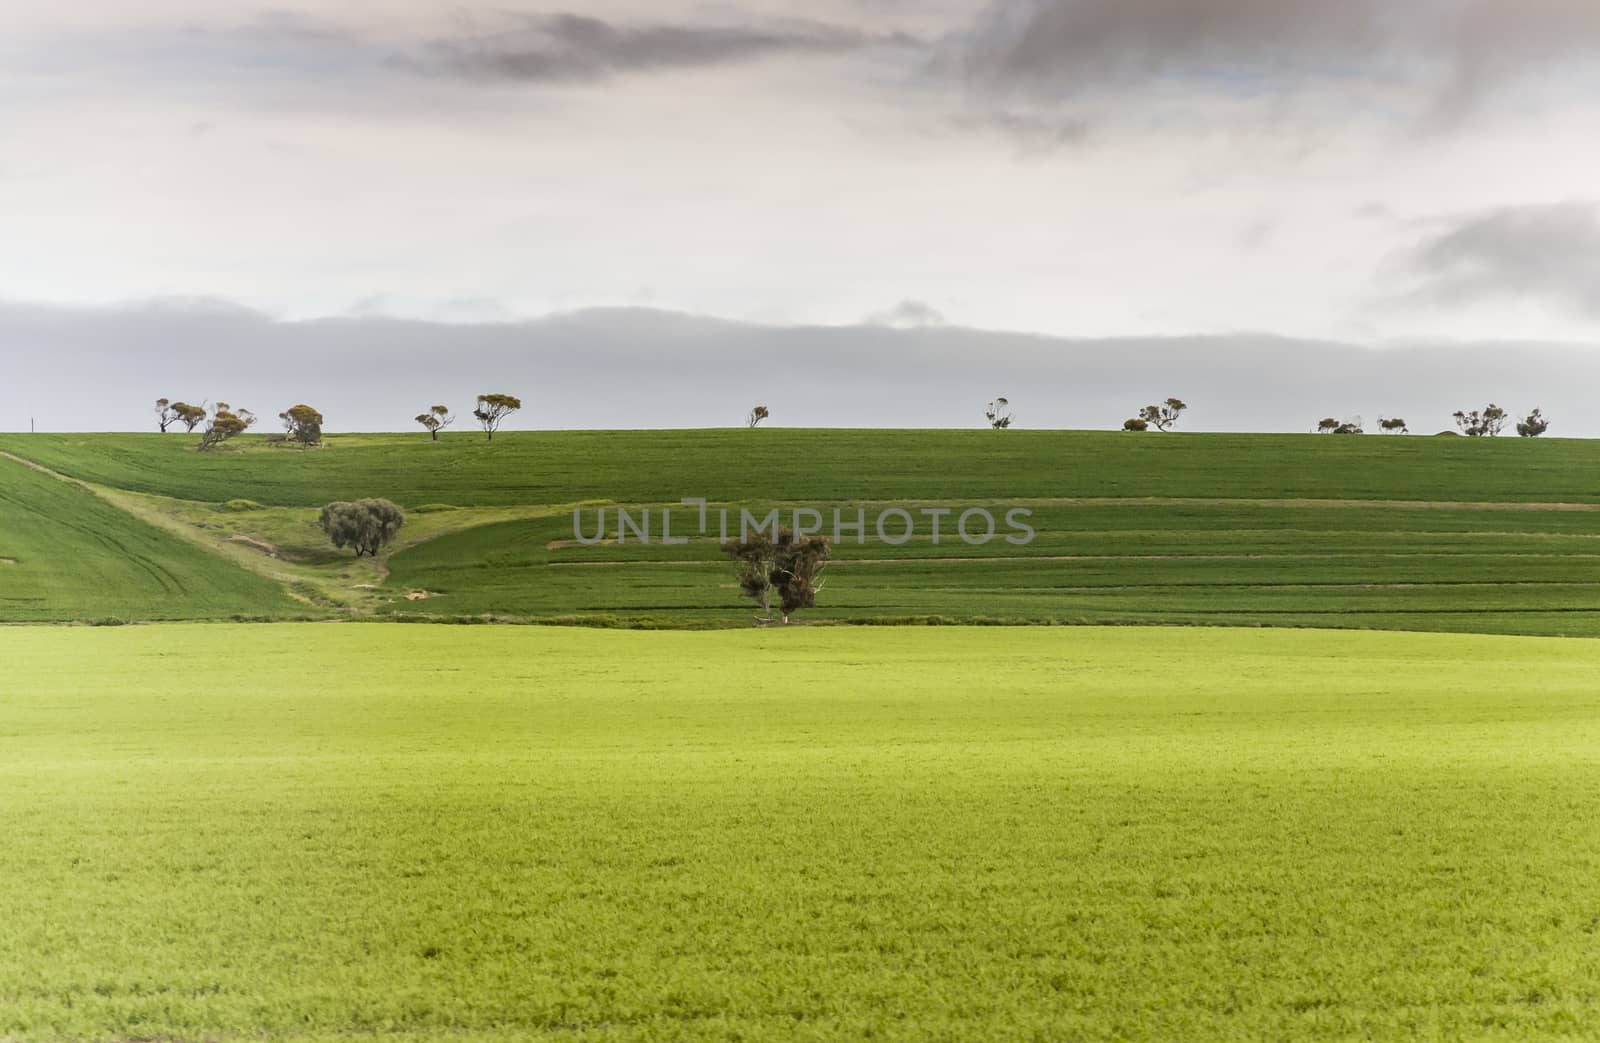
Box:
[0, 452, 302, 622]
[1, 430, 1597, 632]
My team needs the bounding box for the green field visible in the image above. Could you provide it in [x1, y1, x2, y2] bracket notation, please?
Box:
[0, 455, 301, 622]
[3, 624, 1599, 1041]
[2, 431, 1598, 632]
[6, 432, 1600, 1040]
[4, 430, 1599, 507]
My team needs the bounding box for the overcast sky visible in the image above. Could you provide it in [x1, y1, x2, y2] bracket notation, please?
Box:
[3, 1, 1600, 430]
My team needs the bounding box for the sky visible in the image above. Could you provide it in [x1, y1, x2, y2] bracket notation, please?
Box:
[3, 1, 1600, 431]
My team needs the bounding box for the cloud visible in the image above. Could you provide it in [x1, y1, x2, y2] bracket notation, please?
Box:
[1236, 215, 1278, 251]
[2, 298, 1596, 434]
[865, 299, 950, 328]
[1391, 202, 1600, 318]
[956, 0, 1600, 121]
[425, 13, 912, 84]
[946, 108, 1092, 155]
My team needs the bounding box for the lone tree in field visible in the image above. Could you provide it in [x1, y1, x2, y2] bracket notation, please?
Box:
[155, 398, 178, 432]
[1517, 409, 1550, 438]
[1139, 398, 1188, 431]
[1454, 404, 1508, 437]
[1379, 417, 1409, 434]
[748, 405, 770, 428]
[197, 403, 256, 451]
[318, 499, 406, 558]
[415, 405, 454, 441]
[985, 398, 1014, 429]
[173, 402, 207, 433]
[1123, 417, 1149, 432]
[473, 393, 521, 442]
[724, 528, 831, 625]
[278, 404, 324, 446]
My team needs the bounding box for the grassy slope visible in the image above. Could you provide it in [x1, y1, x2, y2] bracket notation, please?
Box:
[384, 501, 1600, 633]
[3, 624, 1599, 1041]
[2, 431, 1597, 632]
[0, 456, 301, 622]
[4, 429, 1599, 506]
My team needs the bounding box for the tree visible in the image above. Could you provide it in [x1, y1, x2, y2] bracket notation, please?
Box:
[1139, 397, 1188, 432]
[1517, 409, 1550, 438]
[1123, 418, 1149, 432]
[473, 393, 521, 442]
[748, 405, 770, 429]
[278, 404, 323, 446]
[985, 397, 1014, 429]
[155, 398, 178, 433]
[172, 402, 207, 433]
[1319, 416, 1363, 435]
[1317, 418, 1341, 433]
[197, 404, 256, 451]
[723, 528, 831, 625]
[1454, 404, 1508, 437]
[415, 405, 454, 441]
[317, 499, 406, 558]
[1378, 417, 1409, 434]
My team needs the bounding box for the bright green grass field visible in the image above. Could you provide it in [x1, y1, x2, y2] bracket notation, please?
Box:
[0, 457, 301, 622]
[4, 624, 1600, 1041]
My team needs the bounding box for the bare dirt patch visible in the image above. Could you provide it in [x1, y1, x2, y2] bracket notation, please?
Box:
[0, 557, 15, 565]
[226, 534, 280, 558]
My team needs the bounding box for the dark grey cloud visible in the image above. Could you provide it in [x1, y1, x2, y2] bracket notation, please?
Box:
[958, 0, 1600, 119]
[425, 13, 914, 84]
[1393, 202, 1600, 317]
[0, 299, 1593, 436]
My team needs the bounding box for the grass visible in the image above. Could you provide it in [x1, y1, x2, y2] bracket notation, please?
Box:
[2, 432, 1598, 632]
[3, 623, 1600, 1041]
[381, 501, 1600, 634]
[4, 429, 1599, 508]
[0, 455, 302, 622]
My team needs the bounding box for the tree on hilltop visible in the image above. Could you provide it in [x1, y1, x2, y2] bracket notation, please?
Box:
[1454, 405, 1507, 437]
[1123, 418, 1149, 432]
[197, 403, 256, 451]
[279, 404, 324, 446]
[985, 398, 1014, 429]
[748, 405, 770, 428]
[1517, 409, 1550, 438]
[1139, 398, 1188, 431]
[1378, 417, 1409, 434]
[155, 399, 178, 433]
[473, 394, 521, 442]
[173, 402, 208, 433]
[318, 499, 406, 558]
[415, 405, 454, 441]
